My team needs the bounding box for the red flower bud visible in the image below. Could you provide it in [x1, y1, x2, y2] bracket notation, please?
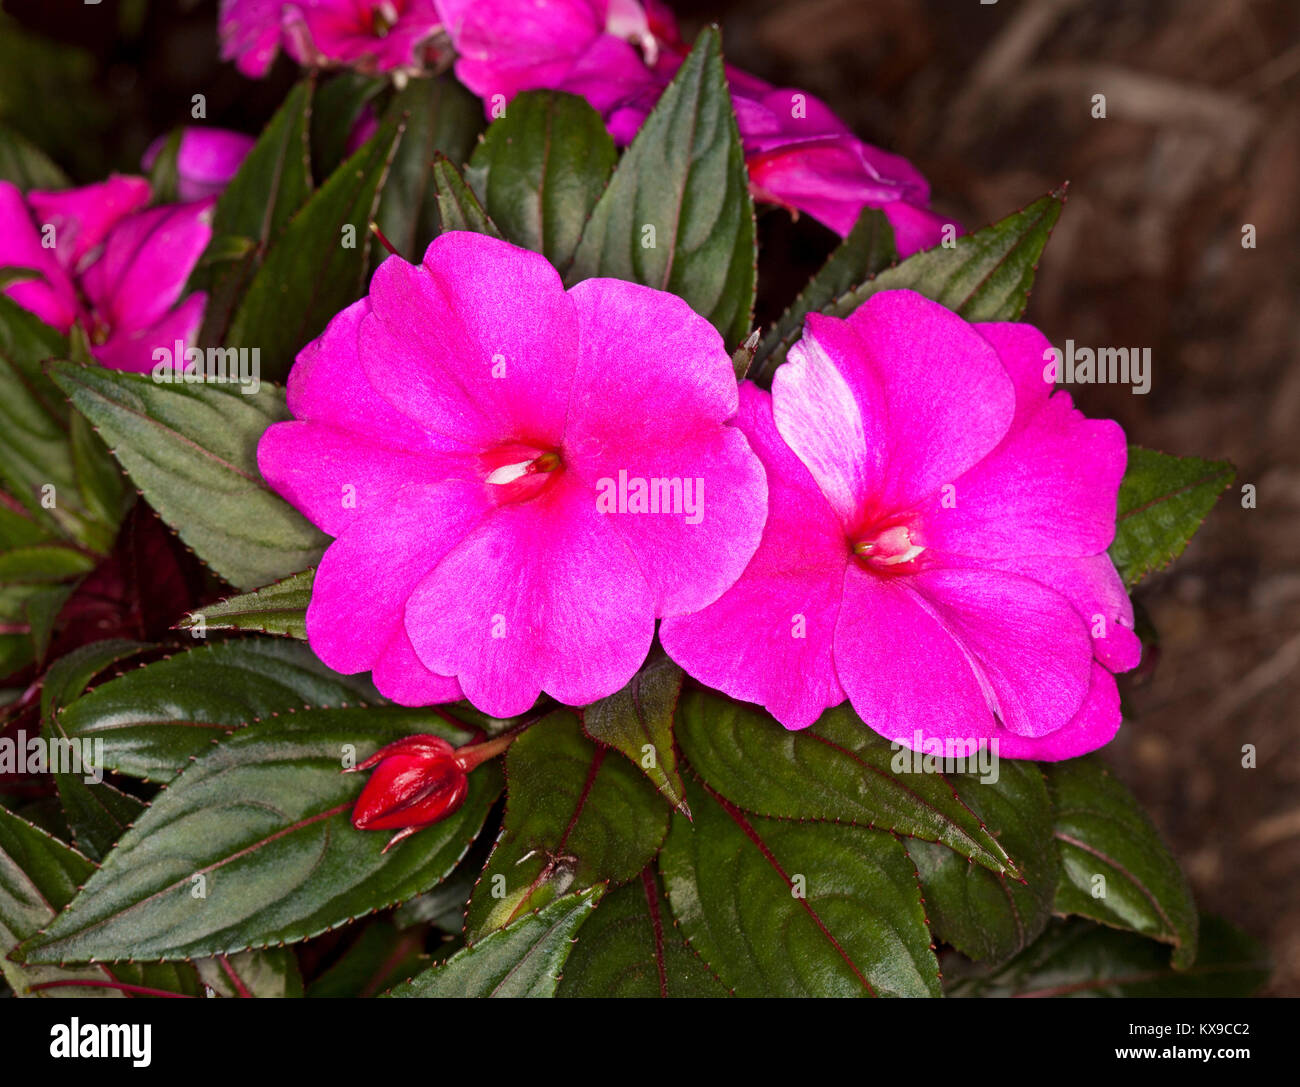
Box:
[348, 735, 469, 852]
[347, 732, 514, 851]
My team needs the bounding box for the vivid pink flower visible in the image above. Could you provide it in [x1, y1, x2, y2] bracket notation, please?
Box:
[219, 0, 286, 77]
[436, 0, 662, 126]
[434, 0, 957, 254]
[735, 86, 961, 253]
[284, 0, 445, 73]
[220, 0, 446, 77]
[257, 231, 767, 717]
[0, 178, 212, 373]
[142, 128, 256, 202]
[660, 290, 1140, 760]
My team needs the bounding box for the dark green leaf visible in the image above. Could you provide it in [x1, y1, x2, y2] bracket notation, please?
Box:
[660, 773, 941, 996]
[945, 916, 1268, 998]
[372, 74, 484, 262]
[146, 128, 183, 205]
[225, 108, 405, 381]
[0, 545, 95, 583]
[465, 710, 668, 938]
[0, 121, 69, 190]
[753, 207, 897, 376]
[1047, 757, 1198, 968]
[0, 297, 102, 544]
[69, 411, 127, 545]
[908, 760, 1058, 963]
[197, 81, 314, 349]
[311, 72, 384, 181]
[582, 651, 688, 815]
[567, 27, 756, 345]
[306, 921, 425, 997]
[431, 154, 501, 237]
[0, 804, 113, 997]
[178, 568, 314, 640]
[466, 90, 616, 270]
[20, 707, 500, 963]
[194, 947, 304, 998]
[758, 190, 1063, 376]
[47, 362, 327, 590]
[1110, 446, 1234, 587]
[676, 689, 1023, 876]
[23, 582, 75, 664]
[58, 638, 379, 783]
[392, 833, 492, 934]
[557, 869, 728, 997]
[389, 887, 602, 998]
[40, 640, 148, 861]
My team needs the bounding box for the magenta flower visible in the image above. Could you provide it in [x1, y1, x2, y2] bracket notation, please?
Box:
[219, 0, 286, 77]
[284, 0, 445, 74]
[0, 177, 213, 373]
[735, 86, 962, 253]
[142, 128, 256, 202]
[435, 0, 956, 254]
[660, 290, 1140, 760]
[436, 0, 664, 138]
[257, 231, 767, 717]
[221, 0, 446, 77]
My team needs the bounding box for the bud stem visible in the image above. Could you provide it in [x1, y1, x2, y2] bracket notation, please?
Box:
[453, 731, 517, 772]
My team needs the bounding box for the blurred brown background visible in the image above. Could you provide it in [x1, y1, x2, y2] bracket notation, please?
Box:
[3, 0, 1297, 993]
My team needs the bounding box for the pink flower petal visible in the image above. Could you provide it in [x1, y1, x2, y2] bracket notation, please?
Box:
[261, 300, 474, 535]
[0, 181, 80, 331]
[283, 0, 443, 72]
[661, 384, 848, 729]
[563, 277, 766, 615]
[308, 480, 491, 680]
[438, 0, 603, 102]
[219, 0, 285, 77]
[908, 565, 1094, 738]
[371, 626, 465, 706]
[977, 552, 1142, 675]
[81, 200, 214, 333]
[922, 390, 1127, 559]
[881, 201, 963, 258]
[27, 176, 152, 273]
[406, 471, 655, 717]
[361, 234, 579, 449]
[773, 311, 889, 528]
[989, 663, 1122, 760]
[842, 290, 1016, 513]
[286, 299, 453, 453]
[834, 564, 994, 745]
[91, 290, 207, 374]
[143, 128, 255, 202]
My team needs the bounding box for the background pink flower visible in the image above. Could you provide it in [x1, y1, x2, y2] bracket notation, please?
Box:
[142, 128, 256, 202]
[435, 0, 958, 253]
[219, 0, 286, 77]
[661, 289, 1139, 760]
[221, 0, 446, 76]
[284, 0, 445, 73]
[0, 178, 212, 373]
[258, 231, 767, 717]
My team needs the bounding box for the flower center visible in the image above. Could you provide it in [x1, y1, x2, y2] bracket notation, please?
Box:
[852, 521, 926, 572]
[85, 312, 112, 347]
[483, 445, 562, 504]
[606, 0, 659, 66]
[369, 1, 399, 37]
